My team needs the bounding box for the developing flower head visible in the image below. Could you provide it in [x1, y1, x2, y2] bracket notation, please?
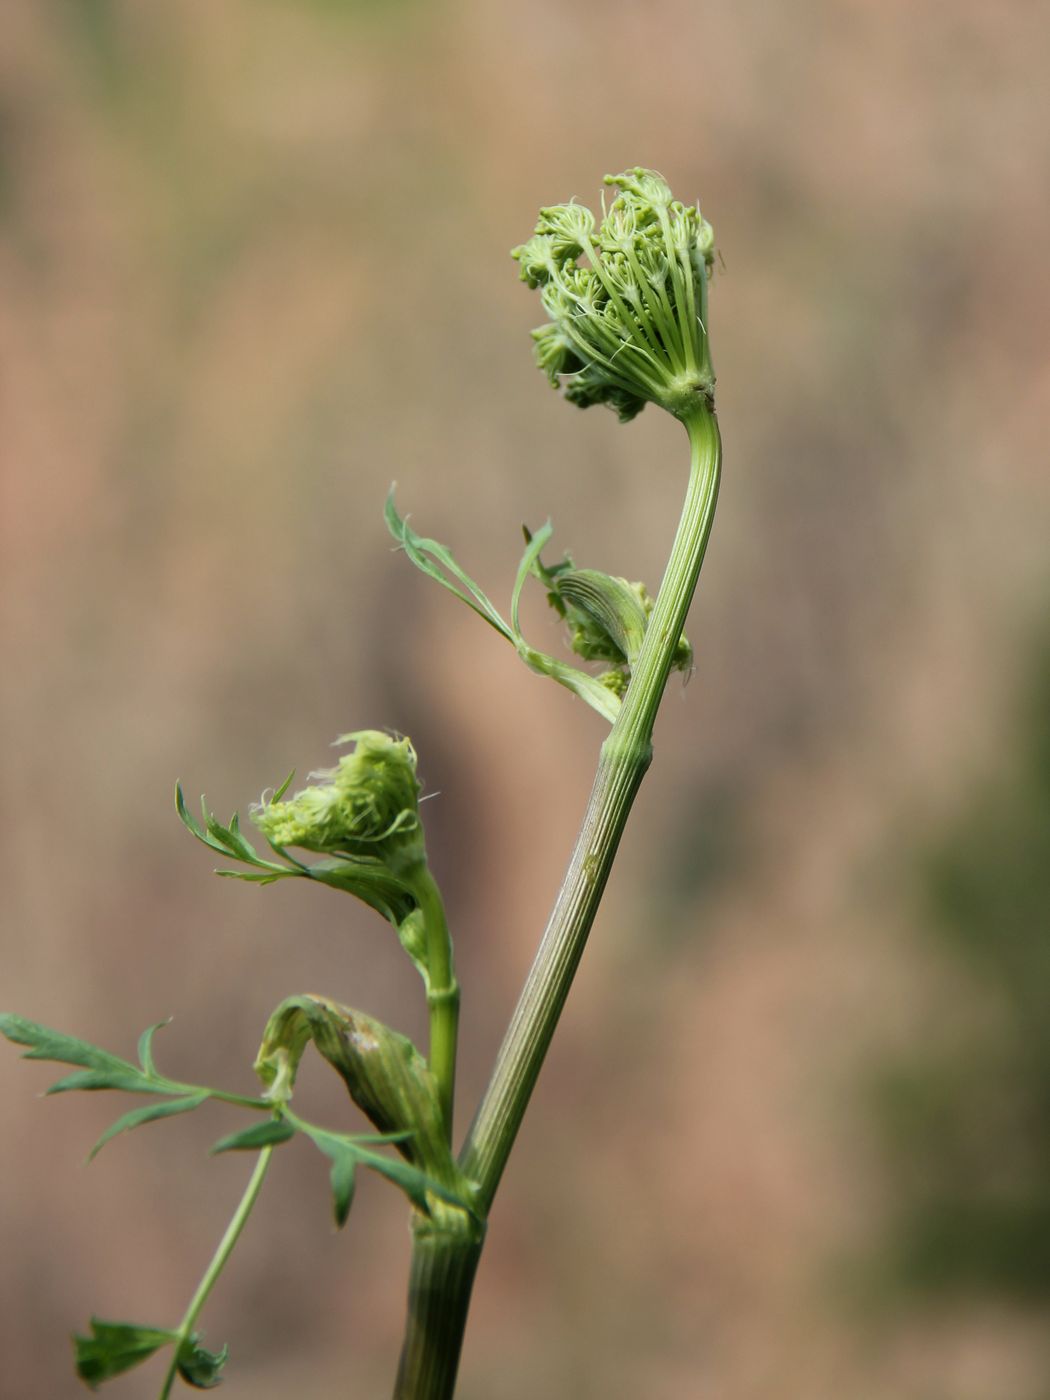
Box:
[512, 168, 716, 423]
[252, 731, 424, 871]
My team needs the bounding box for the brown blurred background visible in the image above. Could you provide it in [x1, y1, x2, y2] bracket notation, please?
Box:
[2, 2, 1049, 1397]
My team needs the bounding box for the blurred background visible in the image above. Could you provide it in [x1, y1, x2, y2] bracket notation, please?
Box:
[2, 2, 1049, 1396]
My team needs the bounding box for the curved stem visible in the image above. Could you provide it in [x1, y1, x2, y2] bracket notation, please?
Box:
[459, 406, 721, 1209]
[157, 1147, 274, 1400]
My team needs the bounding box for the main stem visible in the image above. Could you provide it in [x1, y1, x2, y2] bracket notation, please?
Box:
[460, 405, 721, 1207]
[392, 405, 721, 1399]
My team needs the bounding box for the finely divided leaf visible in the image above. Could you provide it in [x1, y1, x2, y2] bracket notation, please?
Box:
[210, 1118, 295, 1154]
[89, 1092, 211, 1162]
[293, 1118, 473, 1220]
[0, 1015, 155, 1095]
[385, 488, 515, 642]
[177, 784, 296, 880]
[74, 1317, 177, 1388]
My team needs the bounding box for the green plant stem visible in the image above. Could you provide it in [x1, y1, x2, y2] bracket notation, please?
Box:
[157, 1146, 274, 1400]
[411, 865, 460, 1142]
[392, 1205, 485, 1400]
[391, 404, 721, 1400]
[461, 403, 721, 1208]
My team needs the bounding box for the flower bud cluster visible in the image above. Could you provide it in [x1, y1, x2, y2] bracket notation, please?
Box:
[513, 168, 716, 422]
[252, 731, 423, 869]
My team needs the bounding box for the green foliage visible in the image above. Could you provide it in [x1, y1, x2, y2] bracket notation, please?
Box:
[527, 528, 693, 695]
[0, 1014, 224, 1164]
[172, 1338, 228, 1389]
[513, 167, 716, 421]
[73, 1318, 228, 1392]
[210, 1118, 296, 1154]
[385, 493, 692, 717]
[89, 1094, 210, 1162]
[176, 779, 435, 990]
[74, 1319, 180, 1388]
[256, 994, 477, 1219]
[1, 1005, 475, 1390]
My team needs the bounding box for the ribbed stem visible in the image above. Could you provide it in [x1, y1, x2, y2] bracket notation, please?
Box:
[460, 406, 721, 1210]
[390, 405, 721, 1398]
[393, 1209, 485, 1400]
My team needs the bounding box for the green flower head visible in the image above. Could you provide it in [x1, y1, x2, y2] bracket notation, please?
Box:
[252, 731, 424, 870]
[512, 168, 716, 423]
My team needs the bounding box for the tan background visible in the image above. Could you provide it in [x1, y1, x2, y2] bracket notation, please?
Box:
[2, 2, 1049, 1396]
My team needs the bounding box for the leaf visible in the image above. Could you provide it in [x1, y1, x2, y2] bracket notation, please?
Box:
[175, 782, 209, 844]
[215, 867, 298, 887]
[45, 1067, 157, 1096]
[263, 997, 449, 1172]
[137, 1020, 170, 1078]
[0, 1014, 137, 1075]
[385, 488, 515, 642]
[88, 1092, 210, 1162]
[178, 784, 295, 878]
[271, 769, 296, 803]
[516, 646, 622, 724]
[0, 1015, 156, 1095]
[556, 568, 650, 665]
[176, 1336, 229, 1389]
[298, 1126, 360, 1228]
[73, 1317, 177, 1388]
[210, 1117, 295, 1154]
[292, 1118, 472, 1220]
[510, 520, 554, 637]
[203, 802, 261, 866]
[328, 1152, 357, 1228]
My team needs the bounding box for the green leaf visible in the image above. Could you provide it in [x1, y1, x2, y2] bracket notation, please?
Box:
[88, 1092, 210, 1161]
[45, 1067, 156, 1096]
[175, 782, 208, 843]
[298, 1125, 360, 1228]
[73, 1317, 177, 1388]
[510, 520, 553, 637]
[136, 1020, 169, 1078]
[328, 1152, 357, 1228]
[0, 1015, 157, 1095]
[215, 867, 299, 887]
[176, 1336, 229, 1389]
[556, 568, 650, 665]
[271, 769, 296, 803]
[0, 1014, 136, 1075]
[385, 487, 516, 642]
[261, 997, 449, 1171]
[210, 1117, 295, 1154]
[292, 1117, 472, 1220]
[203, 802, 261, 866]
[178, 784, 296, 879]
[516, 646, 622, 723]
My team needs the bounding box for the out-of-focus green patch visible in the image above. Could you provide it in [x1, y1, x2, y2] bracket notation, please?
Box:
[53, 0, 129, 98]
[261, 0, 425, 23]
[869, 621, 1050, 1303]
[648, 779, 746, 944]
